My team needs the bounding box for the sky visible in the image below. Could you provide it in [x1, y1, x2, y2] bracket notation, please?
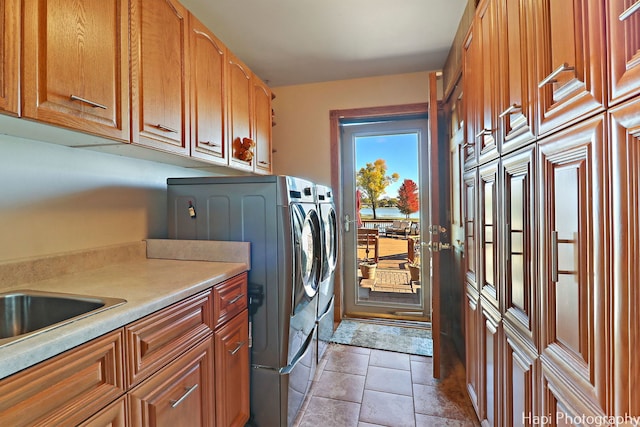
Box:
[355, 132, 419, 200]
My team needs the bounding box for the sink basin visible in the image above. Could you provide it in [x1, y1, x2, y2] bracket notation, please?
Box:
[0, 290, 126, 345]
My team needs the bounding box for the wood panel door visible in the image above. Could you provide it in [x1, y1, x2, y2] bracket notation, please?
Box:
[189, 14, 227, 165]
[0, 0, 18, 115]
[607, 0, 640, 105]
[475, 0, 499, 165]
[481, 299, 502, 427]
[502, 324, 538, 427]
[22, 0, 130, 140]
[609, 96, 640, 421]
[497, 0, 536, 154]
[465, 284, 482, 418]
[130, 0, 190, 155]
[227, 51, 254, 172]
[478, 160, 500, 310]
[128, 337, 214, 427]
[534, 0, 606, 136]
[463, 169, 478, 288]
[253, 77, 273, 174]
[214, 310, 250, 427]
[501, 145, 537, 348]
[537, 114, 608, 411]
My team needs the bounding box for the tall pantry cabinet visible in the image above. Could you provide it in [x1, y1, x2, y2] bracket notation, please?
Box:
[460, 0, 640, 425]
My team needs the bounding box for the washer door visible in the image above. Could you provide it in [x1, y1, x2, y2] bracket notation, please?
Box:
[292, 204, 321, 312]
[320, 206, 338, 281]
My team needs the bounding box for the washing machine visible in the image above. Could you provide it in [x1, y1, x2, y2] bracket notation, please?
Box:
[167, 175, 321, 427]
[315, 184, 337, 362]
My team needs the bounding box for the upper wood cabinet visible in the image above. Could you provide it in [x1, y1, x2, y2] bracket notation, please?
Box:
[189, 14, 228, 166]
[462, 26, 479, 170]
[607, 0, 640, 105]
[227, 51, 254, 171]
[130, 0, 190, 155]
[534, 0, 606, 136]
[22, 0, 130, 140]
[463, 169, 478, 287]
[496, 0, 536, 154]
[253, 77, 274, 174]
[0, 0, 18, 116]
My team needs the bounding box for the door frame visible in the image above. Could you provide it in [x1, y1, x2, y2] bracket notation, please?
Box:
[329, 102, 429, 323]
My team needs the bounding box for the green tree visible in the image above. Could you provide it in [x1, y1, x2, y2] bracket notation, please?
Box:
[356, 159, 399, 219]
[397, 179, 420, 218]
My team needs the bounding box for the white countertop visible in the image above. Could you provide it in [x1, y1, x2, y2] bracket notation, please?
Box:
[0, 239, 250, 380]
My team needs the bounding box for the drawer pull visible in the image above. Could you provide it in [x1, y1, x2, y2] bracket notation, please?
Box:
[538, 63, 575, 88]
[69, 95, 107, 110]
[474, 128, 492, 140]
[620, 1, 640, 21]
[258, 161, 270, 165]
[170, 384, 199, 408]
[229, 341, 246, 355]
[200, 141, 220, 147]
[228, 293, 245, 305]
[155, 124, 178, 133]
[498, 103, 522, 118]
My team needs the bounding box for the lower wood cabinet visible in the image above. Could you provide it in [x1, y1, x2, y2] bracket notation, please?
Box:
[129, 337, 215, 427]
[0, 272, 250, 427]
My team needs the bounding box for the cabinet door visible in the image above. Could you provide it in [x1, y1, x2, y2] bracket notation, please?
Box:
[253, 78, 273, 174]
[215, 310, 250, 427]
[465, 285, 482, 419]
[0, 330, 125, 427]
[475, 0, 499, 165]
[497, 0, 536, 154]
[609, 96, 640, 420]
[479, 160, 500, 309]
[22, 0, 130, 140]
[534, 0, 606, 136]
[502, 325, 537, 427]
[189, 14, 227, 165]
[227, 51, 254, 171]
[538, 114, 608, 410]
[463, 169, 478, 288]
[481, 300, 502, 427]
[501, 146, 537, 348]
[607, 0, 640, 105]
[78, 396, 127, 427]
[462, 27, 479, 170]
[130, 0, 190, 155]
[0, 0, 18, 115]
[129, 337, 214, 427]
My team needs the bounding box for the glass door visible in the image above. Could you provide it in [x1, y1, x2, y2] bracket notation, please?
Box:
[341, 118, 430, 320]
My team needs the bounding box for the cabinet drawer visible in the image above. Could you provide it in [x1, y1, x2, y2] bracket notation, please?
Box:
[125, 290, 213, 387]
[0, 329, 125, 427]
[213, 272, 248, 328]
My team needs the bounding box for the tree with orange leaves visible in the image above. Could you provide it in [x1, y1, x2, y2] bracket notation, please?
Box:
[397, 179, 419, 218]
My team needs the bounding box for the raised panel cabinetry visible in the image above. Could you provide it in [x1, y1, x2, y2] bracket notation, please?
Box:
[478, 160, 500, 309]
[0, 0, 18, 115]
[607, 0, 640, 105]
[189, 14, 228, 165]
[227, 51, 254, 171]
[22, 0, 130, 140]
[534, 0, 606, 136]
[253, 77, 274, 174]
[130, 0, 190, 155]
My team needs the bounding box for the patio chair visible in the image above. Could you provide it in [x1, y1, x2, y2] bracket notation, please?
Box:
[385, 220, 412, 238]
[357, 228, 379, 262]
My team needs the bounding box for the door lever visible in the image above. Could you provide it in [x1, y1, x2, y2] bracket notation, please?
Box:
[343, 214, 357, 232]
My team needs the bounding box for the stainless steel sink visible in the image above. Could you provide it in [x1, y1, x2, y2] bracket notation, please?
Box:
[0, 290, 126, 345]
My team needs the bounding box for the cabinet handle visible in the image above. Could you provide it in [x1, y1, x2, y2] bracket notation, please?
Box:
[229, 341, 246, 355]
[620, 1, 640, 21]
[474, 128, 492, 140]
[538, 63, 575, 88]
[200, 141, 220, 147]
[69, 95, 107, 110]
[155, 124, 178, 133]
[551, 231, 559, 283]
[228, 293, 245, 305]
[170, 384, 199, 408]
[498, 103, 522, 118]
[258, 161, 270, 165]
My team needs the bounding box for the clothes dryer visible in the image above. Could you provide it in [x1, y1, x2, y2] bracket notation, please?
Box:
[316, 184, 337, 361]
[167, 175, 320, 427]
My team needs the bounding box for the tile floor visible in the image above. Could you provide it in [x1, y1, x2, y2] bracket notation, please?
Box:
[293, 343, 480, 427]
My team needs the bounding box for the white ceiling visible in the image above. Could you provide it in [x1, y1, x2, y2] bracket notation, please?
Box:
[180, 0, 468, 87]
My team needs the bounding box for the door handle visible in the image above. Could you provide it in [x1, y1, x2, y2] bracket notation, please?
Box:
[343, 214, 357, 232]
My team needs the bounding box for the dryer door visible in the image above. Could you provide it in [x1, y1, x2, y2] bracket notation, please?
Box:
[320, 205, 338, 281]
[292, 204, 321, 313]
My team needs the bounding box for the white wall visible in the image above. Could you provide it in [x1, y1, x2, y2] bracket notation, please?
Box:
[271, 72, 431, 184]
[0, 134, 214, 261]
